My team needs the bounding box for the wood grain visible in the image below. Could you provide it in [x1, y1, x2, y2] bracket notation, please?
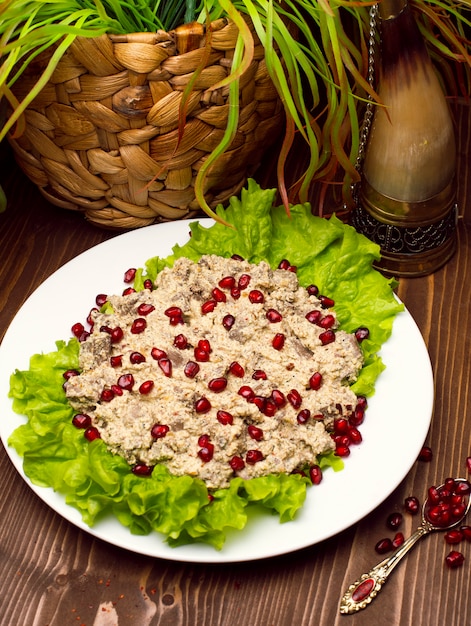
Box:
[1, 112, 471, 625]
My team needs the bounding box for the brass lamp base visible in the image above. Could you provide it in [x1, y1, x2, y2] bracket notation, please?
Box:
[351, 181, 458, 277]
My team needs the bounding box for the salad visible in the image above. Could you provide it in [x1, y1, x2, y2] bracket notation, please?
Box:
[7, 180, 403, 549]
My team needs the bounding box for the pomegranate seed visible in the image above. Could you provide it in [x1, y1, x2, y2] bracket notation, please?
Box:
[217, 410, 233, 425]
[272, 333, 285, 350]
[392, 532, 405, 549]
[386, 512, 403, 530]
[151, 424, 169, 439]
[305, 310, 322, 325]
[318, 314, 335, 329]
[164, 306, 183, 318]
[137, 303, 155, 316]
[110, 327, 124, 343]
[335, 443, 350, 457]
[194, 348, 210, 362]
[219, 276, 236, 289]
[309, 372, 322, 390]
[375, 538, 393, 554]
[238, 385, 255, 401]
[131, 318, 147, 334]
[253, 396, 267, 412]
[198, 434, 210, 447]
[404, 496, 420, 515]
[123, 268, 136, 283]
[195, 397, 211, 413]
[417, 445, 433, 462]
[63, 369, 79, 380]
[278, 259, 291, 270]
[198, 339, 211, 353]
[319, 329, 335, 345]
[139, 380, 154, 394]
[132, 463, 153, 476]
[170, 315, 183, 326]
[229, 361, 245, 377]
[238, 274, 251, 290]
[72, 413, 92, 429]
[306, 284, 319, 296]
[208, 377, 228, 392]
[122, 287, 135, 296]
[184, 361, 200, 378]
[356, 396, 368, 410]
[288, 265, 297, 273]
[100, 388, 115, 402]
[231, 254, 244, 261]
[158, 358, 172, 377]
[354, 326, 370, 343]
[198, 439, 214, 462]
[211, 287, 227, 302]
[117, 373, 135, 391]
[263, 399, 277, 417]
[252, 369, 267, 380]
[222, 314, 235, 330]
[130, 351, 146, 364]
[71, 322, 85, 338]
[271, 389, 286, 407]
[86, 308, 98, 326]
[173, 334, 188, 349]
[96, 294, 108, 307]
[202, 300, 217, 315]
[151, 347, 167, 360]
[454, 480, 471, 496]
[266, 309, 282, 323]
[349, 427, 362, 445]
[334, 435, 351, 447]
[143, 279, 153, 290]
[248, 425, 264, 441]
[460, 525, 471, 541]
[84, 426, 101, 441]
[246, 450, 264, 465]
[111, 384, 123, 396]
[110, 355, 123, 367]
[287, 389, 302, 409]
[466, 457, 471, 474]
[445, 551, 465, 569]
[444, 529, 463, 544]
[334, 418, 349, 435]
[319, 295, 335, 308]
[230, 287, 241, 300]
[249, 289, 264, 304]
[309, 465, 323, 485]
[230, 456, 245, 471]
[297, 409, 311, 424]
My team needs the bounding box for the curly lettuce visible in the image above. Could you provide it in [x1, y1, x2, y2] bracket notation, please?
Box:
[7, 179, 402, 549]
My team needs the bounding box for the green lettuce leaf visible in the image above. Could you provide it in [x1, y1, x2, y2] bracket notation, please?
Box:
[8, 179, 402, 549]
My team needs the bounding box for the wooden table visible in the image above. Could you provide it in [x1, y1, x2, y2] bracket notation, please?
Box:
[1, 110, 471, 625]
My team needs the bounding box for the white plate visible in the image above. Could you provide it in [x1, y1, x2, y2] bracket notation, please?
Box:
[0, 219, 434, 563]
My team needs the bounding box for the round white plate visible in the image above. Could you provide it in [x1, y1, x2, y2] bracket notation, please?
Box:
[0, 219, 434, 563]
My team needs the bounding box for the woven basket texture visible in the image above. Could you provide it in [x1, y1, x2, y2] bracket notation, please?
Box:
[8, 18, 284, 229]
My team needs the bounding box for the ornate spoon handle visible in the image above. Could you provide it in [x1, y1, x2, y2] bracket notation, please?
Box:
[339, 524, 431, 614]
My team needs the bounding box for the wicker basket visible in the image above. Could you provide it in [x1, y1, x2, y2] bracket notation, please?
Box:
[8, 19, 284, 229]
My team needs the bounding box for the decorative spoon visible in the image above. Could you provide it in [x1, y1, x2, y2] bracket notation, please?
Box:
[339, 477, 471, 614]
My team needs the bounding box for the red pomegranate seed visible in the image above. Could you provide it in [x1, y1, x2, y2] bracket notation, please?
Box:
[454, 480, 471, 496]
[123, 268, 136, 283]
[392, 532, 405, 549]
[230, 456, 245, 471]
[297, 409, 311, 424]
[72, 413, 92, 429]
[109, 327, 123, 343]
[198, 445, 214, 463]
[170, 315, 183, 326]
[158, 358, 172, 377]
[375, 538, 393, 554]
[349, 406, 365, 427]
[173, 334, 188, 349]
[335, 443, 350, 457]
[195, 397, 211, 413]
[334, 435, 351, 447]
[460, 525, 471, 541]
[248, 425, 264, 441]
[96, 293, 108, 307]
[349, 427, 363, 445]
[417, 445, 433, 462]
[202, 300, 217, 314]
[246, 450, 264, 465]
[100, 388, 115, 402]
[84, 426, 101, 441]
[271, 389, 286, 407]
[306, 284, 319, 297]
[131, 318, 147, 334]
[198, 434, 210, 447]
[110, 355, 123, 368]
[309, 465, 323, 485]
[111, 384, 123, 397]
[212, 287, 227, 302]
[194, 347, 210, 362]
[238, 274, 251, 290]
[198, 339, 211, 353]
[229, 361, 245, 377]
[319, 329, 335, 345]
[334, 418, 349, 435]
[319, 314, 335, 329]
[466, 457, 471, 474]
[230, 287, 241, 300]
[287, 389, 302, 409]
[143, 279, 153, 290]
[404, 496, 420, 515]
[122, 287, 135, 296]
[252, 369, 267, 380]
[219, 276, 236, 289]
[309, 372, 323, 390]
[319, 295, 335, 308]
[151, 347, 167, 360]
[238, 385, 255, 401]
[249, 289, 264, 304]
[445, 551, 465, 569]
[386, 512, 403, 530]
[208, 377, 228, 392]
[63, 369, 79, 380]
[139, 380, 154, 394]
[217, 410, 233, 425]
[278, 259, 291, 270]
[71, 322, 85, 338]
[355, 326, 370, 343]
[118, 373, 135, 391]
[165, 306, 183, 318]
[272, 333, 285, 350]
[130, 351, 146, 364]
[253, 396, 266, 412]
[222, 314, 235, 330]
[288, 265, 297, 273]
[137, 303, 155, 316]
[445, 529, 464, 544]
[151, 424, 169, 439]
[266, 309, 282, 323]
[132, 463, 153, 476]
[263, 400, 277, 417]
[184, 361, 200, 378]
[86, 308, 98, 326]
[305, 310, 322, 325]
[231, 254, 244, 261]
